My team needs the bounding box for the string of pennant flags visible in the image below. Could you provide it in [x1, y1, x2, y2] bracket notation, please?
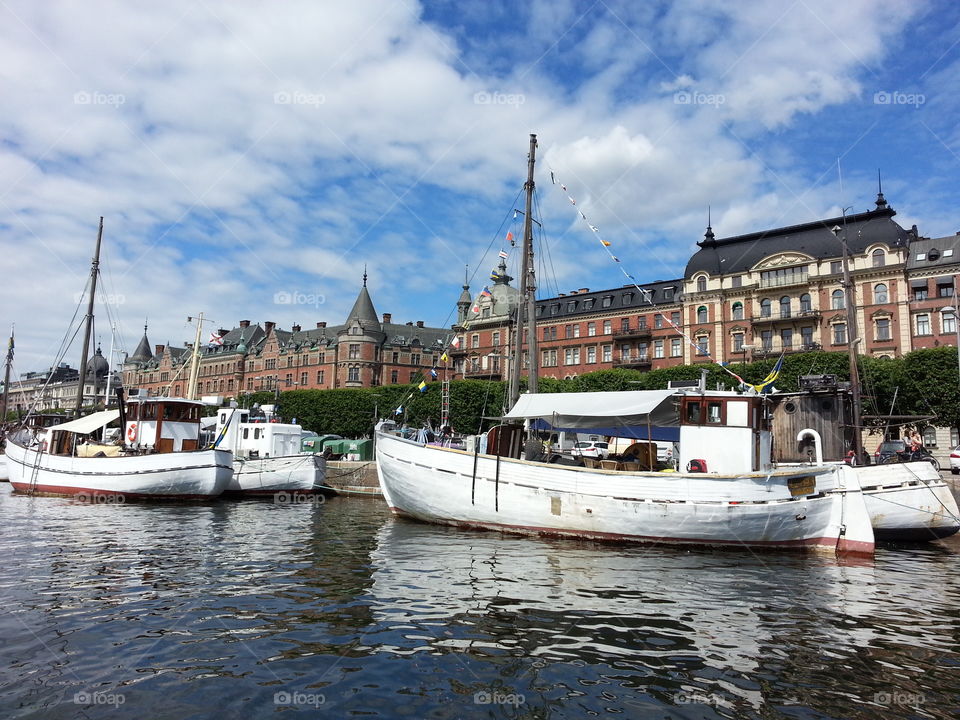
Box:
[391, 170, 787, 419]
[547, 168, 783, 394]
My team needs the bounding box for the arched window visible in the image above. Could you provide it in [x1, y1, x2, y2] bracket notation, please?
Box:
[872, 249, 885, 267]
[697, 276, 707, 293]
[780, 296, 791, 318]
[732, 302, 744, 320]
[697, 306, 708, 324]
[831, 289, 845, 310]
[799, 293, 812, 313]
[760, 298, 772, 317]
[874, 283, 888, 304]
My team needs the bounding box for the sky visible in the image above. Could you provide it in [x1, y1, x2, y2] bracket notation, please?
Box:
[2, 0, 959, 375]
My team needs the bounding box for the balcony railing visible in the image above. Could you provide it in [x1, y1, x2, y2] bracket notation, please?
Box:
[611, 327, 652, 340]
[759, 271, 809, 289]
[464, 364, 502, 379]
[613, 354, 652, 368]
[751, 309, 821, 324]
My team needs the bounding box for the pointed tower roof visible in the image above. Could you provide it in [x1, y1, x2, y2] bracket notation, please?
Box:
[130, 324, 152, 362]
[345, 272, 381, 330]
[457, 265, 472, 305]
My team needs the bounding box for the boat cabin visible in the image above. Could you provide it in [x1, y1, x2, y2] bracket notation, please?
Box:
[214, 407, 302, 459]
[677, 392, 770, 473]
[125, 397, 203, 453]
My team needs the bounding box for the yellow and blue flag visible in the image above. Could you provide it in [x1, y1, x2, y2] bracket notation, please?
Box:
[752, 354, 784, 394]
[418, 380, 427, 393]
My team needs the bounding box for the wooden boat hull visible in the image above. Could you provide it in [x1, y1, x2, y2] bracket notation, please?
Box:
[376, 432, 874, 555]
[5, 439, 232, 499]
[227, 454, 327, 494]
[855, 462, 960, 541]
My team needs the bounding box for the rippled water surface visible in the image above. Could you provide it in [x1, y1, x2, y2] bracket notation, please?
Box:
[1, 483, 959, 719]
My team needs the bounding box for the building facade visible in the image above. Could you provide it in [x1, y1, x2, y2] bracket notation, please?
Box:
[115, 192, 958, 403]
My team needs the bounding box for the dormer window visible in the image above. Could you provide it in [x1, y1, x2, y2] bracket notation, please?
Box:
[697, 276, 707, 293]
[602, 295, 613, 308]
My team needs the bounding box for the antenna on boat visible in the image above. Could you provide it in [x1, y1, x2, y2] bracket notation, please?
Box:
[74, 217, 104, 418]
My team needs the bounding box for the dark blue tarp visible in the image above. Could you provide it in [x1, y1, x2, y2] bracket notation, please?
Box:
[530, 419, 679, 442]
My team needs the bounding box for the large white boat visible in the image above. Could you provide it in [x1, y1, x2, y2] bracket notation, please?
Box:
[377, 386, 875, 555]
[7, 397, 232, 499]
[211, 405, 327, 495]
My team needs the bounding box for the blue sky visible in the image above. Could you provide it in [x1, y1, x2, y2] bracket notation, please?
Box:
[2, 0, 959, 374]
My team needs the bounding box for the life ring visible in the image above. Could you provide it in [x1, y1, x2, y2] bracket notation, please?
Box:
[127, 423, 138, 443]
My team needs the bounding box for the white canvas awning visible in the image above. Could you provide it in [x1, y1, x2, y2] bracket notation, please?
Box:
[46, 409, 121, 434]
[503, 389, 679, 429]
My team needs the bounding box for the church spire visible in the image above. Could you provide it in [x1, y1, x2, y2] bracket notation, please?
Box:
[875, 169, 888, 210]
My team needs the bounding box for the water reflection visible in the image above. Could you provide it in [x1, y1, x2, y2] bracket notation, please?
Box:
[1, 487, 958, 719]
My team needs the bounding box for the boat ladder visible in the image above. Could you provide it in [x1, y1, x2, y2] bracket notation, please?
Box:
[28, 443, 45, 495]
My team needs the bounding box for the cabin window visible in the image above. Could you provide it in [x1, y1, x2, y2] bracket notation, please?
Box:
[685, 401, 701, 424]
[707, 402, 722, 424]
[243, 428, 249, 439]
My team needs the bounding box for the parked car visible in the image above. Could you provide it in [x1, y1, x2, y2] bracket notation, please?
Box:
[571, 440, 609, 459]
[875, 439, 940, 471]
[874, 439, 906, 464]
[950, 445, 960, 475]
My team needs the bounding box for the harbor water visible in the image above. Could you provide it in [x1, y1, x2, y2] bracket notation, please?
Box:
[1, 483, 958, 719]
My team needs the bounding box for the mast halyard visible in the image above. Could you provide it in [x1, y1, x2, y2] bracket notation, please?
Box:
[508, 133, 538, 410]
[834, 215, 865, 463]
[186, 312, 205, 400]
[74, 217, 104, 418]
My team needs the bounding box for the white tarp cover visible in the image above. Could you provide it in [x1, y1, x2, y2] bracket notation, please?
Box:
[46, 409, 121, 434]
[503, 389, 679, 429]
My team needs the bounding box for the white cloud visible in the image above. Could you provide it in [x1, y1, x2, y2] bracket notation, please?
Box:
[0, 0, 948, 376]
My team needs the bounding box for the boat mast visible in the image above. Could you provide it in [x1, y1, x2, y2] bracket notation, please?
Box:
[186, 312, 204, 400]
[834, 214, 864, 462]
[508, 133, 538, 409]
[74, 217, 104, 418]
[1, 324, 12, 423]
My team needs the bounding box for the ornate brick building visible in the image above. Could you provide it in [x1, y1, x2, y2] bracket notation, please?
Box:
[120, 192, 958, 401]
